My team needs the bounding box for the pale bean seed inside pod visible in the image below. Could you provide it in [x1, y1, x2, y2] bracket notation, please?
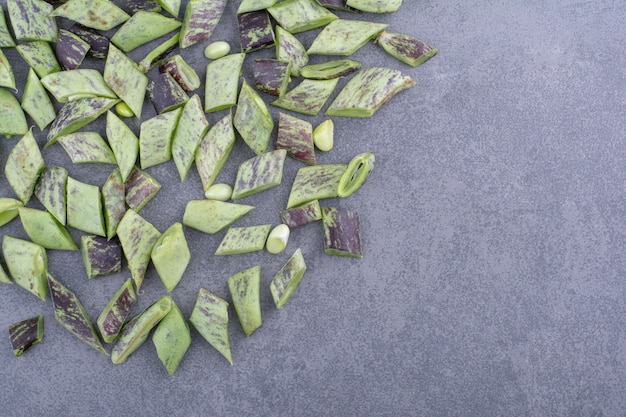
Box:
[115, 102, 134, 118]
[204, 41, 231, 60]
[204, 183, 233, 201]
[266, 224, 290, 254]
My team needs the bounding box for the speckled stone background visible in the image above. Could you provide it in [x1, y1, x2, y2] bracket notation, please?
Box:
[0, 1, 625, 416]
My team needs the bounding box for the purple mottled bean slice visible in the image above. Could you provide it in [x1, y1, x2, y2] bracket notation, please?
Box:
[233, 79, 274, 155]
[171, 94, 209, 181]
[5, 130, 44, 204]
[50, 0, 130, 31]
[272, 78, 339, 116]
[280, 199, 322, 228]
[376, 30, 438, 67]
[97, 278, 136, 343]
[148, 71, 189, 114]
[189, 288, 232, 364]
[286, 163, 346, 208]
[270, 248, 307, 309]
[232, 150, 287, 199]
[253, 58, 291, 97]
[307, 19, 388, 56]
[275, 26, 308, 77]
[195, 112, 235, 192]
[68, 24, 110, 59]
[104, 44, 148, 118]
[80, 235, 122, 278]
[321, 207, 362, 258]
[276, 112, 315, 165]
[346, 0, 401, 13]
[124, 166, 161, 211]
[7, 0, 57, 42]
[9, 315, 44, 357]
[102, 168, 126, 240]
[58, 132, 117, 165]
[267, 0, 337, 34]
[35, 166, 68, 225]
[55, 29, 91, 71]
[179, 0, 227, 49]
[237, 10, 275, 53]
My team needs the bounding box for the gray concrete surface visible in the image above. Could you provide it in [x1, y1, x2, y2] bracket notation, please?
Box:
[0, 1, 624, 416]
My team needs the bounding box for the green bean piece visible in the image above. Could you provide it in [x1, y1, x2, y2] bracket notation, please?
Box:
[58, 132, 117, 165]
[0, 262, 11, 283]
[46, 97, 120, 147]
[286, 164, 347, 208]
[307, 19, 388, 56]
[183, 199, 253, 234]
[346, 0, 402, 13]
[111, 11, 181, 53]
[9, 315, 44, 356]
[337, 152, 375, 197]
[0, 88, 27, 138]
[41, 69, 117, 103]
[66, 176, 106, 236]
[102, 168, 126, 240]
[147, 72, 189, 114]
[106, 111, 139, 182]
[253, 58, 291, 97]
[172, 94, 209, 181]
[152, 302, 191, 375]
[280, 200, 322, 229]
[231, 149, 287, 199]
[80, 235, 122, 279]
[228, 266, 262, 336]
[272, 78, 339, 116]
[160, 54, 200, 92]
[189, 288, 232, 364]
[104, 44, 148, 118]
[267, 0, 337, 34]
[237, 0, 278, 14]
[0, 49, 15, 90]
[21, 69, 56, 131]
[270, 248, 307, 309]
[7, 0, 57, 42]
[204, 52, 245, 113]
[0, 8, 15, 47]
[124, 167, 161, 211]
[276, 113, 315, 165]
[116, 209, 161, 290]
[0, 198, 23, 227]
[18, 207, 78, 251]
[275, 26, 308, 77]
[156, 0, 181, 17]
[2, 235, 48, 300]
[97, 278, 136, 343]
[34, 167, 68, 226]
[233, 79, 274, 155]
[300, 59, 361, 80]
[139, 108, 181, 169]
[326, 67, 414, 117]
[179, 0, 228, 49]
[50, 0, 130, 31]
[321, 207, 362, 258]
[112, 295, 172, 364]
[376, 31, 438, 67]
[55, 29, 90, 71]
[195, 113, 236, 192]
[15, 41, 61, 78]
[137, 32, 180, 73]
[215, 224, 272, 255]
[237, 10, 275, 53]
[151, 222, 190, 292]
[5, 130, 44, 204]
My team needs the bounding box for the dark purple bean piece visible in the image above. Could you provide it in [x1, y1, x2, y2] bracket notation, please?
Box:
[67, 24, 110, 59]
[80, 235, 122, 279]
[147, 72, 189, 114]
[9, 315, 44, 357]
[237, 10, 275, 53]
[55, 29, 91, 70]
[253, 58, 291, 97]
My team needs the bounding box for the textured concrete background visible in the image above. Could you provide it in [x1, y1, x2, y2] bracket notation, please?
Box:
[0, 1, 625, 416]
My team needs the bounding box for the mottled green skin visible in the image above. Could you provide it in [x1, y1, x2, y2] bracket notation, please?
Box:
[80, 235, 122, 278]
[124, 167, 160, 211]
[228, 265, 262, 336]
[326, 67, 415, 117]
[147, 72, 189, 114]
[9, 315, 44, 356]
[46, 97, 119, 146]
[195, 113, 235, 192]
[97, 278, 136, 343]
[307, 19, 388, 56]
[232, 150, 287, 199]
[137, 32, 180, 73]
[172, 94, 209, 181]
[321, 207, 362, 257]
[58, 132, 117, 165]
[66, 176, 106, 236]
[275, 26, 308, 77]
[0, 198, 23, 227]
[102, 168, 126, 239]
[286, 163, 346, 208]
[267, 0, 337, 34]
[272, 78, 339, 116]
[346, 0, 401, 13]
[18, 207, 78, 251]
[253, 59, 291, 97]
[179, 0, 227, 48]
[156, 0, 181, 17]
[276, 113, 315, 165]
[237, 10, 275, 52]
[68, 24, 110, 59]
[116, 209, 161, 289]
[377, 31, 438, 67]
[237, 0, 277, 14]
[104, 44, 148, 118]
[7, 0, 57, 42]
[2, 236, 47, 300]
[337, 152, 375, 197]
[300, 59, 361, 80]
[35, 167, 68, 225]
[0, 88, 27, 138]
[55, 30, 90, 71]
[215, 224, 271, 255]
[47, 273, 107, 354]
[140, 108, 180, 169]
[106, 111, 139, 182]
[280, 199, 322, 228]
[0, 9, 15, 47]
[270, 248, 307, 309]
[160, 55, 200, 92]
[151, 222, 190, 292]
[41, 69, 117, 103]
[183, 200, 254, 234]
[152, 302, 191, 374]
[111, 295, 172, 364]
[0, 49, 15, 90]
[50, 0, 130, 31]
[5, 130, 44, 204]
[233, 80, 274, 155]
[111, 11, 181, 53]
[22, 69, 56, 131]
[189, 288, 232, 364]
[204, 53, 245, 112]
[16, 41, 61, 78]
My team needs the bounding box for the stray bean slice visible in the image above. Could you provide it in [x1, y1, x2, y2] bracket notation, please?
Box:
[307, 19, 388, 56]
[337, 152, 375, 197]
[228, 266, 262, 336]
[97, 278, 136, 343]
[9, 315, 44, 357]
[80, 235, 122, 278]
[376, 30, 438, 67]
[189, 288, 232, 364]
[321, 207, 363, 258]
[270, 248, 307, 309]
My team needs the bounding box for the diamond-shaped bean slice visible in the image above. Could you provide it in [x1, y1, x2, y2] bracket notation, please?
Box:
[307, 19, 388, 56]
[9, 315, 44, 357]
[140, 108, 181, 169]
[321, 207, 362, 258]
[280, 200, 322, 228]
[183, 200, 253, 234]
[286, 164, 347, 208]
[55, 29, 90, 70]
[270, 248, 307, 309]
[5, 130, 44, 204]
[2, 236, 47, 300]
[275, 25, 308, 77]
[215, 224, 271, 255]
[346, 0, 401, 13]
[195, 113, 236, 192]
[15, 41, 61, 79]
[80, 235, 122, 279]
[276, 113, 315, 165]
[18, 207, 78, 251]
[237, 10, 275, 53]
[50, 0, 130, 31]
[152, 301, 191, 375]
[232, 150, 287, 199]
[34, 167, 68, 226]
[267, 0, 337, 34]
[233, 79, 274, 155]
[66, 176, 106, 236]
[124, 167, 161, 211]
[7, 0, 57, 42]
[179, 0, 227, 48]
[189, 288, 232, 364]
[172, 94, 209, 181]
[104, 44, 148, 118]
[204, 53, 245, 113]
[151, 222, 190, 292]
[272, 78, 339, 116]
[376, 30, 438, 67]
[97, 278, 136, 343]
[102, 168, 126, 240]
[21, 68, 56, 131]
[58, 132, 117, 165]
[228, 265, 262, 336]
[106, 110, 139, 182]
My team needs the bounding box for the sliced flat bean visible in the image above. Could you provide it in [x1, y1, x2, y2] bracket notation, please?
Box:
[8, 0, 57, 42]
[5, 130, 44, 204]
[272, 78, 339, 116]
[21, 69, 56, 131]
[97, 278, 136, 343]
[233, 79, 274, 155]
[111, 11, 181, 53]
[267, 0, 337, 33]
[231, 150, 287, 199]
[307, 18, 388, 56]
[195, 113, 236, 192]
[270, 248, 307, 308]
[50, 0, 130, 31]
[276, 112, 315, 165]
